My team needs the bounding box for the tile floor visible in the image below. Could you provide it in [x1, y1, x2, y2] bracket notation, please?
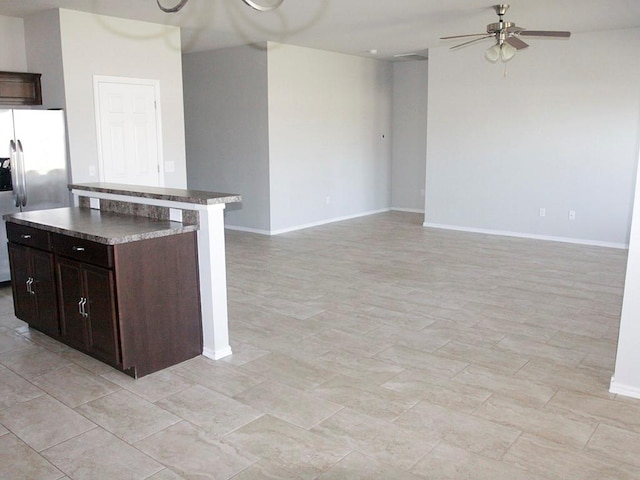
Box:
[1, 211, 640, 479]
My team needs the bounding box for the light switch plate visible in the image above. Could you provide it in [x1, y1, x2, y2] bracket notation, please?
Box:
[169, 208, 182, 222]
[89, 197, 100, 209]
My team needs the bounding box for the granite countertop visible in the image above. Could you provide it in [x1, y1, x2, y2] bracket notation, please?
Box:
[3, 207, 198, 245]
[69, 182, 241, 206]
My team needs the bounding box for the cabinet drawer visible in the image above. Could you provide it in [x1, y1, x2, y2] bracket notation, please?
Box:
[52, 234, 113, 268]
[6, 222, 51, 250]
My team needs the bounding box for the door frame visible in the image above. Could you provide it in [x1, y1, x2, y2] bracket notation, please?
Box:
[93, 75, 165, 186]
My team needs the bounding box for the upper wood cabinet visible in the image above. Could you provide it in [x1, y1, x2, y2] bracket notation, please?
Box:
[0, 71, 42, 106]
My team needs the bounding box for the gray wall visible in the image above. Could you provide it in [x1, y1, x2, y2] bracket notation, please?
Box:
[267, 43, 392, 233]
[57, 9, 187, 187]
[182, 45, 271, 232]
[183, 42, 393, 234]
[391, 60, 428, 213]
[16, 9, 188, 187]
[24, 10, 65, 110]
[4, 11, 188, 188]
[0, 15, 27, 72]
[425, 28, 640, 247]
[613, 138, 640, 396]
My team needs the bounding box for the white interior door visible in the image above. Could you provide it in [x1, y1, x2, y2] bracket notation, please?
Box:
[95, 77, 163, 187]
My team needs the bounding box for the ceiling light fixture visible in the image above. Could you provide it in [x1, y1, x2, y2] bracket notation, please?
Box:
[485, 39, 516, 63]
[156, 0, 284, 13]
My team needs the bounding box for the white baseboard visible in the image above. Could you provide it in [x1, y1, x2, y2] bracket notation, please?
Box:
[610, 376, 640, 399]
[227, 209, 391, 236]
[202, 346, 233, 361]
[224, 224, 272, 235]
[271, 209, 391, 235]
[423, 222, 629, 250]
[391, 207, 425, 214]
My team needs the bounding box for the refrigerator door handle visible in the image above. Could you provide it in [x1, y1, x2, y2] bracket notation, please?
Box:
[16, 139, 26, 208]
[9, 140, 21, 208]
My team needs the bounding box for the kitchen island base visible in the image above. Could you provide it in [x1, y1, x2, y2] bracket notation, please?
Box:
[5, 209, 203, 379]
[69, 183, 241, 362]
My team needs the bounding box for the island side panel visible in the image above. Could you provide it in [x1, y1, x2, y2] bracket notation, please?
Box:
[113, 232, 202, 377]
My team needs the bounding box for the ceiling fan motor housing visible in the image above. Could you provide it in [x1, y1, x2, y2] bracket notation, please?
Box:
[487, 21, 515, 34]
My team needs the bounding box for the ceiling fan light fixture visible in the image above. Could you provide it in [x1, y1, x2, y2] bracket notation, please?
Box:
[500, 42, 517, 62]
[485, 43, 500, 63]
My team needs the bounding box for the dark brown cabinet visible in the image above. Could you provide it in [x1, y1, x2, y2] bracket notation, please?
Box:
[53, 234, 120, 367]
[56, 257, 119, 366]
[8, 242, 59, 337]
[7, 223, 59, 337]
[6, 219, 202, 378]
[0, 72, 42, 106]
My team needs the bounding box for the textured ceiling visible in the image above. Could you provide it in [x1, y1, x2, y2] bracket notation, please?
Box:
[2, 0, 640, 58]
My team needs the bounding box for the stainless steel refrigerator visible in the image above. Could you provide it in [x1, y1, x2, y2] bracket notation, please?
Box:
[0, 109, 70, 282]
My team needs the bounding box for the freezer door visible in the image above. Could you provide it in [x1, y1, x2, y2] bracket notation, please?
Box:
[0, 110, 17, 282]
[0, 191, 19, 282]
[0, 110, 15, 158]
[0, 110, 70, 282]
[12, 110, 70, 211]
[0, 110, 16, 203]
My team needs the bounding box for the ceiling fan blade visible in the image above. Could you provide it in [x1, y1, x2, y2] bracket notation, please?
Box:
[520, 30, 571, 38]
[450, 35, 494, 49]
[440, 33, 489, 40]
[506, 36, 529, 50]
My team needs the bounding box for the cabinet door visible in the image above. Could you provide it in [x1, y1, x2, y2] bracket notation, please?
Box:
[56, 257, 87, 350]
[8, 242, 37, 322]
[84, 264, 120, 366]
[29, 248, 59, 336]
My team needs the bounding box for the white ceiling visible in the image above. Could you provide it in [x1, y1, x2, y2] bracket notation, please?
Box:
[2, 0, 640, 59]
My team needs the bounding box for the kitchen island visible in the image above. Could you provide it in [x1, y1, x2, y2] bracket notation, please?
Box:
[5, 183, 241, 377]
[5, 207, 202, 378]
[68, 182, 241, 362]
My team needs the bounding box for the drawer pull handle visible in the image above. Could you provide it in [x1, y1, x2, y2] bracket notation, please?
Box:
[20, 234, 32, 239]
[72, 246, 85, 252]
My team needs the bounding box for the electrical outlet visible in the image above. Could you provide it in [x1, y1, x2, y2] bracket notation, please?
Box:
[89, 165, 96, 177]
[569, 210, 576, 221]
[539, 208, 546, 217]
[326, 196, 331, 205]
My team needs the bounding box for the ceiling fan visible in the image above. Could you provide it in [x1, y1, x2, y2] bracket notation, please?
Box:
[441, 4, 571, 62]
